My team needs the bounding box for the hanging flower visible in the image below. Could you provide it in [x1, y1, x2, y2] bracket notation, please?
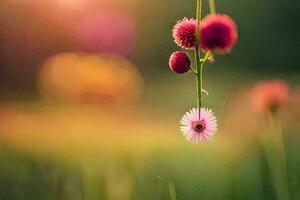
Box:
[180, 108, 217, 143]
[200, 14, 238, 54]
[172, 18, 197, 50]
[169, 51, 191, 73]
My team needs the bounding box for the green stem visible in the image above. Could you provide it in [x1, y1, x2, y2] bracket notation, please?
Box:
[196, 0, 202, 30]
[168, 181, 177, 200]
[271, 117, 290, 200]
[209, 0, 216, 14]
[195, 0, 202, 109]
[194, 47, 202, 109]
[261, 116, 290, 200]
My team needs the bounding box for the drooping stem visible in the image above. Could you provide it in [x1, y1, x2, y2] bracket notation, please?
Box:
[195, 0, 202, 109]
[209, 0, 216, 14]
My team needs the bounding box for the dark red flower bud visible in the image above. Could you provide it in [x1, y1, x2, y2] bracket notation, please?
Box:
[169, 51, 191, 74]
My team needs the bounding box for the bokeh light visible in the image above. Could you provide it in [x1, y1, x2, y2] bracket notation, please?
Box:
[74, 10, 136, 56]
[54, 0, 88, 10]
[37, 52, 143, 104]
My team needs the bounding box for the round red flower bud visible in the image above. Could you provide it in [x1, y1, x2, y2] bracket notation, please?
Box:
[200, 14, 238, 54]
[172, 18, 197, 50]
[169, 51, 191, 74]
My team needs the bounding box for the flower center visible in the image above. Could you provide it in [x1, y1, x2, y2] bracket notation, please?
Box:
[196, 123, 203, 129]
[192, 121, 206, 132]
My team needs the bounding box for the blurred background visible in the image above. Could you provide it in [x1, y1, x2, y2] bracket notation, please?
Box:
[0, 0, 299, 199]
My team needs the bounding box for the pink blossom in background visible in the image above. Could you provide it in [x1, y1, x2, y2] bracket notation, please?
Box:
[180, 108, 218, 143]
[74, 10, 136, 57]
[251, 80, 289, 114]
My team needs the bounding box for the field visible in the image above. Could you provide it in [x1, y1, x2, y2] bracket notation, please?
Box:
[0, 0, 299, 199]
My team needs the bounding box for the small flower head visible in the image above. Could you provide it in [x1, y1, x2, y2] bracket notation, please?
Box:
[169, 51, 191, 74]
[180, 108, 217, 143]
[251, 80, 289, 114]
[200, 14, 238, 54]
[172, 18, 197, 50]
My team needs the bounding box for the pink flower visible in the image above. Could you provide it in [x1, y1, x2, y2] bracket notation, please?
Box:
[172, 18, 197, 50]
[200, 14, 238, 54]
[180, 108, 217, 143]
[251, 80, 289, 114]
[169, 51, 191, 74]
